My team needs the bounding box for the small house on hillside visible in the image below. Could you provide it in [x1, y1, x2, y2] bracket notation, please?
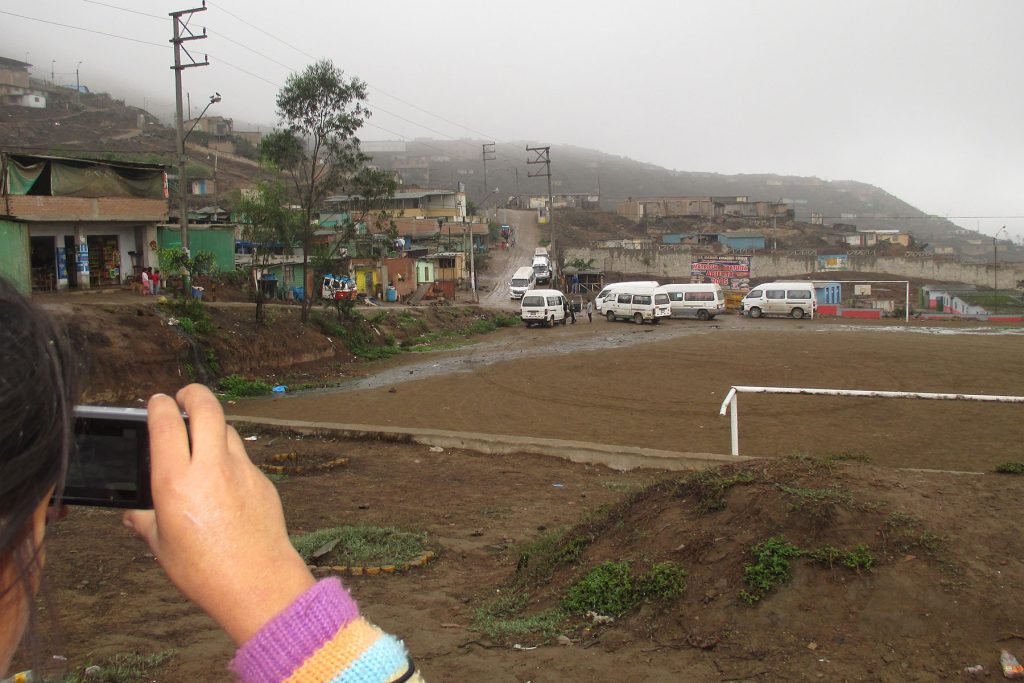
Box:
[0, 153, 168, 293]
[0, 56, 46, 108]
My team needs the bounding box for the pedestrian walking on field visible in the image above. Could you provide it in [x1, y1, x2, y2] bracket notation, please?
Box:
[586, 299, 593, 323]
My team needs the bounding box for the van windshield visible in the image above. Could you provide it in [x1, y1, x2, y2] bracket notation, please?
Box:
[511, 279, 528, 287]
[746, 290, 762, 298]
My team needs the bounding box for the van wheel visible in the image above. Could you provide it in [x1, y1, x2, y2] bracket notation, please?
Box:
[749, 307, 762, 319]
[634, 313, 644, 325]
[791, 308, 804, 319]
[697, 309, 709, 321]
[547, 316, 554, 328]
[606, 311, 616, 322]
[524, 321, 532, 328]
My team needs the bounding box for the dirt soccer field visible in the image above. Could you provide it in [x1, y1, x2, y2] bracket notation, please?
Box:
[25, 319, 1024, 682]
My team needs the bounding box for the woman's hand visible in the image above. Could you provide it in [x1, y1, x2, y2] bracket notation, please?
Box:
[123, 385, 315, 645]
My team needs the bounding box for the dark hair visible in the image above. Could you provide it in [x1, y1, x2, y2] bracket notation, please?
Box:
[0, 277, 77, 592]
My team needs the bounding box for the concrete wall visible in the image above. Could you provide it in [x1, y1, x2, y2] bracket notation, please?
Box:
[564, 246, 1024, 290]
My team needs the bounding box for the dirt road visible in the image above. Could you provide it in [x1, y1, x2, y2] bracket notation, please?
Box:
[479, 209, 541, 307]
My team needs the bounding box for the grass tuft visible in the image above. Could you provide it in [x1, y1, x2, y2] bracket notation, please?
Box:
[291, 525, 428, 567]
[62, 649, 176, 683]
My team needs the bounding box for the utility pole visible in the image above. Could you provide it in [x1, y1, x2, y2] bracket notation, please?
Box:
[75, 62, 82, 104]
[526, 145, 553, 250]
[514, 168, 520, 208]
[170, 2, 209, 256]
[50, 60, 54, 85]
[481, 142, 495, 206]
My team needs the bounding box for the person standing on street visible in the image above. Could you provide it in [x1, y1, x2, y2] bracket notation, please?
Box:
[586, 299, 593, 323]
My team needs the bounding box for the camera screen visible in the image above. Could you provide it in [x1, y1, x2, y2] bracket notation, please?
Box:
[64, 416, 152, 508]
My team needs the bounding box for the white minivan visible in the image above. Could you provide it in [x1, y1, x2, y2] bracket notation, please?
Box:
[603, 285, 672, 324]
[742, 282, 817, 319]
[663, 283, 725, 320]
[594, 281, 660, 312]
[508, 266, 536, 299]
[520, 288, 568, 327]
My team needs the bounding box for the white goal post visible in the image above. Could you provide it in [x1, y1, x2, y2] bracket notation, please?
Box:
[718, 385, 1024, 457]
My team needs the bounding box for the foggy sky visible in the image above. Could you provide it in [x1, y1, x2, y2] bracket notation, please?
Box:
[5, 0, 1023, 242]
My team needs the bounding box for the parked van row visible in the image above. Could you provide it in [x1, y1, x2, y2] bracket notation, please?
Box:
[595, 282, 726, 321]
[603, 284, 672, 324]
[741, 282, 817, 319]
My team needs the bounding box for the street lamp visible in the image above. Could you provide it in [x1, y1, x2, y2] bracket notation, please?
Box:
[184, 93, 221, 143]
[994, 226, 1008, 314]
[179, 93, 221, 255]
[75, 61, 82, 103]
[50, 60, 55, 85]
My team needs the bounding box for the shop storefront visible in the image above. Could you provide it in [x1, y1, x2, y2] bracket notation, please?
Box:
[86, 235, 122, 286]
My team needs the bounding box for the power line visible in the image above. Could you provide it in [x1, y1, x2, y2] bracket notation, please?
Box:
[206, 0, 317, 61]
[0, 9, 167, 48]
[30, 2, 523, 184]
[81, 0, 163, 20]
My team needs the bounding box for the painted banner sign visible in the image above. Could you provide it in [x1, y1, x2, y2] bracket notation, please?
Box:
[817, 254, 849, 271]
[690, 255, 751, 289]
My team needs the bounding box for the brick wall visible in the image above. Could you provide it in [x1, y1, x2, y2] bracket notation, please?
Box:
[6, 196, 168, 222]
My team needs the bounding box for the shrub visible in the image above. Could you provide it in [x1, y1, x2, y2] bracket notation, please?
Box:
[564, 561, 637, 616]
[640, 562, 688, 599]
[995, 462, 1024, 474]
[740, 537, 802, 604]
[217, 374, 272, 398]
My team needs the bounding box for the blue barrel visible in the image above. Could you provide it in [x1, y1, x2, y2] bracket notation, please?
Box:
[386, 286, 397, 302]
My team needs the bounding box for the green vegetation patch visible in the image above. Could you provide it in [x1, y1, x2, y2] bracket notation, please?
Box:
[217, 374, 273, 399]
[995, 462, 1024, 474]
[62, 649, 176, 683]
[806, 543, 875, 571]
[160, 297, 215, 336]
[471, 591, 564, 641]
[291, 525, 428, 567]
[739, 536, 802, 604]
[563, 560, 688, 617]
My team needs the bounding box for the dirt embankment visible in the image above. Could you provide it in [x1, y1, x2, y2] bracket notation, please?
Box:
[45, 301, 515, 403]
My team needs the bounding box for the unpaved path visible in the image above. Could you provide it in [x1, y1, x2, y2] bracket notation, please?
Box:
[479, 208, 541, 307]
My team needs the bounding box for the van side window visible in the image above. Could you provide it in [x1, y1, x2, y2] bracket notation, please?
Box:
[617, 293, 632, 303]
[685, 292, 715, 302]
[766, 289, 786, 300]
[633, 295, 652, 305]
[787, 290, 811, 299]
[669, 292, 683, 301]
[547, 296, 560, 306]
[522, 296, 543, 306]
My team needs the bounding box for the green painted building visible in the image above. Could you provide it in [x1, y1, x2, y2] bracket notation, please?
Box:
[157, 225, 237, 273]
[0, 219, 31, 293]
